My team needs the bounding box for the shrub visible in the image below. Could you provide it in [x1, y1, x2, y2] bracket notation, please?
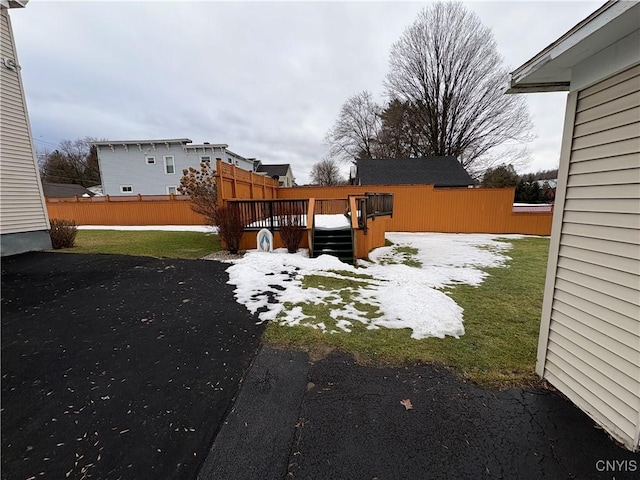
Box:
[178, 162, 218, 226]
[49, 218, 78, 249]
[278, 205, 305, 253]
[214, 205, 244, 254]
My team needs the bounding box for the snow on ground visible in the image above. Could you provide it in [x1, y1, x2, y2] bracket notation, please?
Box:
[77, 225, 217, 233]
[226, 233, 523, 340]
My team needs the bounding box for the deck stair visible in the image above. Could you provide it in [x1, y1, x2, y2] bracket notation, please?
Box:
[312, 227, 354, 264]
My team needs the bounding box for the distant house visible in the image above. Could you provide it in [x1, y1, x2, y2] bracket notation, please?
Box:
[255, 163, 296, 187]
[351, 157, 474, 187]
[42, 182, 94, 198]
[509, 0, 639, 451]
[92, 139, 257, 195]
[0, 1, 51, 256]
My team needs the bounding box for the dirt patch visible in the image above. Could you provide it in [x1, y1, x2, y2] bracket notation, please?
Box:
[202, 250, 246, 262]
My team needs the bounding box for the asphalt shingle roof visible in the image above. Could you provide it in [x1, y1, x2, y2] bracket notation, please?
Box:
[256, 164, 291, 178]
[42, 183, 95, 198]
[356, 157, 474, 187]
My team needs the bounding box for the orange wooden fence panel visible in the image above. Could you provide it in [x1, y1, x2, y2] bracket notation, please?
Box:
[277, 185, 552, 235]
[46, 195, 206, 225]
[214, 160, 278, 203]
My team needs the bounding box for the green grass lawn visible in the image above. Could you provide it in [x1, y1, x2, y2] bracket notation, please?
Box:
[264, 236, 550, 388]
[62, 230, 222, 259]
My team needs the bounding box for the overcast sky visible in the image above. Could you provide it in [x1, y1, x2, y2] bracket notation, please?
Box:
[12, 0, 602, 184]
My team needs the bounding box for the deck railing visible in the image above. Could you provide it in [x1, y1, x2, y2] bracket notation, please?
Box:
[314, 198, 349, 215]
[229, 198, 309, 231]
[227, 194, 392, 232]
[365, 193, 393, 218]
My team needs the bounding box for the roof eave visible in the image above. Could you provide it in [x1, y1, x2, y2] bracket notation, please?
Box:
[1, 0, 29, 9]
[505, 81, 570, 94]
[91, 138, 192, 146]
[184, 143, 228, 149]
[508, 0, 636, 92]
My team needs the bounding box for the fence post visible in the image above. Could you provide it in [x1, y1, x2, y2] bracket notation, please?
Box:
[232, 164, 237, 198]
[215, 159, 224, 204]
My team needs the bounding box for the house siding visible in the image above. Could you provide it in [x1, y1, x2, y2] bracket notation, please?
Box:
[539, 64, 640, 450]
[0, 7, 51, 254]
[97, 143, 255, 196]
[279, 167, 294, 187]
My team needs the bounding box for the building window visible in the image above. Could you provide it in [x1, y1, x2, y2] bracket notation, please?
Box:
[120, 185, 133, 193]
[166, 186, 178, 195]
[228, 158, 233, 164]
[164, 156, 175, 174]
[146, 156, 156, 165]
[200, 155, 211, 163]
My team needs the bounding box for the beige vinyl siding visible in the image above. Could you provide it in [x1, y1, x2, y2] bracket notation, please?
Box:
[0, 8, 49, 235]
[541, 64, 640, 450]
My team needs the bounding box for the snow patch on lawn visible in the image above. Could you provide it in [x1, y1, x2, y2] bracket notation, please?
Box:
[226, 233, 522, 339]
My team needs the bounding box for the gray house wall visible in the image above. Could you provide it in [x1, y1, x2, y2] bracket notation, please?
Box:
[538, 63, 640, 452]
[509, 1, 640, 452]
[0, 5, 51, 256]
[96, 140, 256, 196]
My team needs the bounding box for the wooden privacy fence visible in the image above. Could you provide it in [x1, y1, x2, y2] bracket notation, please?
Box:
[277, 185, 552, 235]
[214, 160, 278, 202]
[44, 163, 552, 235]
[45, 161, 279, 226]
[46, 194, 206, 225]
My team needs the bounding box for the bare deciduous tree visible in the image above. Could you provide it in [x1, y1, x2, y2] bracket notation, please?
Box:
[325, 91, 383, 163]
[310, 158, 345, 186]
[376, 100, 427, 158]
[41, 137, 101, 187]
[384, 1, 533, 173]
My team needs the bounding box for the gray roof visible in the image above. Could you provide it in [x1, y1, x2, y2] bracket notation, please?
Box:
[42, 183, 95, 198]
[355, 157, 474, 187]
[256, 164, 291, 178]
[91, 138, 192, 146]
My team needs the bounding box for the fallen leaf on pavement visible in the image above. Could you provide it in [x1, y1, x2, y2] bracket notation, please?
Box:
[400, 399, 413, 410]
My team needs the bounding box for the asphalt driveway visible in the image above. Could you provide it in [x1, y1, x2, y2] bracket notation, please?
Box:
[1, 252, 265, 480]
[3, 252, 638, 480]
[196, 346, 639, 480]
[287, 352, 640, 480]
